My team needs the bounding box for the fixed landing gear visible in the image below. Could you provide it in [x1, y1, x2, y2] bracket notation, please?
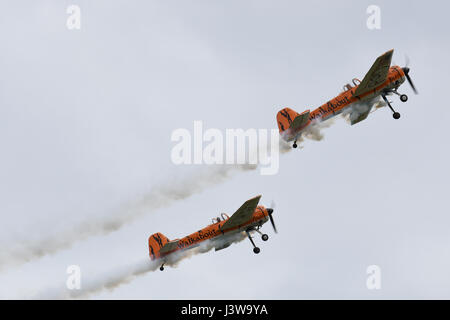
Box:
[160, 263, 165, 271]
[293, 140, 298, 148]
[255, 229, 269, 241]
[390, 89, 408, 103]
[246, 230, 260, 254]
[381, 94, 401, 120]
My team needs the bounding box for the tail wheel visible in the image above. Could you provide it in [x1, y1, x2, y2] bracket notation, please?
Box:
[160, 266, 164, 271]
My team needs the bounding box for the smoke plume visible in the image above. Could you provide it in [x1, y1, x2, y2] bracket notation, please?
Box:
[37, 232, 248, 299]
[0, 165, 256, 271]
[1, 119, 334, 271]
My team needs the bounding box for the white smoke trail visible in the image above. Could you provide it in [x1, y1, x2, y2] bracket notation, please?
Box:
[1, 120, 333, 271]
[21, 120, 337, 298]
[37, 232, 248, 299]
[0, 165, 257, 271]
[302, 118, 336, 141]
[280, 117, 335, 150]
[279, 137, 293, 154]
[341, 97, 385, 125]
[33, 258, 159, 300]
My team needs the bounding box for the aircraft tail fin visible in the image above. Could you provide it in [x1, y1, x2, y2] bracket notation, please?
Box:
[277, 107, 299, 133]
[277, 107, 311, 134]
[148, 232, 170, 261]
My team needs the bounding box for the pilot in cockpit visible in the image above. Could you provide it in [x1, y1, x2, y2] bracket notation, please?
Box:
[342, 78, 361, 92]
[211, 213, 230, 224]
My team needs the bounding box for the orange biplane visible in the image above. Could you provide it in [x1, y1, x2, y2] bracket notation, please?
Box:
[277, 49, 418, 148]
[148, 195, 276, 271]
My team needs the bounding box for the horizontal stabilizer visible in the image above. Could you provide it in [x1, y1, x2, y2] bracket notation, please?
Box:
[160, 240, 180, 254]
[291, 110, 310, 131]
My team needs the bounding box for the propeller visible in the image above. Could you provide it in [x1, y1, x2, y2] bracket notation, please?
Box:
[402, 67, 418, 94]
[402, 55, 418, 94]
[266, 208, 277, 233]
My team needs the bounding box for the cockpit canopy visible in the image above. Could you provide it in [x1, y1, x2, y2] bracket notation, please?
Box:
[211, 213, 230, 224]
[342, 78, 361, 92]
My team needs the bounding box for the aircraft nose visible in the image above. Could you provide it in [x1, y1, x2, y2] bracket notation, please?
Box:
[267, 208, 273, 215]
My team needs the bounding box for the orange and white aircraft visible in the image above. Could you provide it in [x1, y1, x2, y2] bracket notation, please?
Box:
[148, 195, 276, 271]
[277, 49, 418, 148]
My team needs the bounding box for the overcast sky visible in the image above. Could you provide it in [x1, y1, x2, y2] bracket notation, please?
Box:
[0, 0, 449, 299]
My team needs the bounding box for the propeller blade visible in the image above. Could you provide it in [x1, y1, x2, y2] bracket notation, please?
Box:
[266, 208, 277, 233]
[402, 67, 418, 94]
[405, 73, 418, 94]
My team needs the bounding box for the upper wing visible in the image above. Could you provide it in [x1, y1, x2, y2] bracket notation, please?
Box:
[353, 49, 394, 97]
[221, 195, 261, 231]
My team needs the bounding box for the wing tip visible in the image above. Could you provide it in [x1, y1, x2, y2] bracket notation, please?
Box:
[252, 194, 262, 201]
[246, 194, 262, 206]
[384, 49, 394, 59]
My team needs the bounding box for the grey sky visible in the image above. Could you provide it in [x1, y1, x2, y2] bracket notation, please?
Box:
[0, 0, 449, 299]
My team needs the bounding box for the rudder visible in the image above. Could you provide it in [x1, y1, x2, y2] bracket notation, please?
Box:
[148, 232, 170, 261]
[277, 107, 300, 133]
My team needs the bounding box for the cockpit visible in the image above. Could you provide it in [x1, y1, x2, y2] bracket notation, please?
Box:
[342, 78, 361, 92]
[211, 213, 230, 224]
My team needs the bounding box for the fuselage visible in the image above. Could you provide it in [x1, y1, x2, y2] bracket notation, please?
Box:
[285, 66, 406, 141]
[159, 206, 270, 258]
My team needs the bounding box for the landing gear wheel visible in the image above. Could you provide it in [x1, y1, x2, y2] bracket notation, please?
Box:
[400, 94, 408, 102]
[160, 266, 164, 271]
[253, 247, 260, 254]
[393, 112, 401, 119]
[261, 234, 269, 241]
[293, 143, 297, 148]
